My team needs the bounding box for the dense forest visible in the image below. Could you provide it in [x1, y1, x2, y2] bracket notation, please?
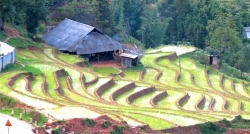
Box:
[0, 0, 250, 72]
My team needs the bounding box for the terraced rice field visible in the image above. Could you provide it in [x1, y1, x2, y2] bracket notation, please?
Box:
[1, 45, 250, 130]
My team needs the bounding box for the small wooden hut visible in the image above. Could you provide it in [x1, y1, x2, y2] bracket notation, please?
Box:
[209, 55, 218, 65]
[43, 18, 143, 67]
[43, 18, 125, 62]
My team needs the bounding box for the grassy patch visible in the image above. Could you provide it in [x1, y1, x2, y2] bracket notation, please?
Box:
[0, 30, 7, 41]
[16, 54, 41, 63]
[128, 64, 145, 71]
[57, 53, 82, 64]
[1, 63, 24, 73]
[0, 108, 47, 127]
[23, 65, 43, 75]
[7, 37, 42, 48]
[93, 67, 119, 75]
[0, 93, 17, 107]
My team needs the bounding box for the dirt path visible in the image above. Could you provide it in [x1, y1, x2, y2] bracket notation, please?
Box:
[0, 114, 34, 134]
[4, 37, 11, 42]
[3, 26, 20, 42]
[90, 60, 122, 68]
[147, 45, 196, 56]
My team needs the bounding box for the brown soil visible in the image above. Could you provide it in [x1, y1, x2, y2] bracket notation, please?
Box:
[28, 46, 39, 51]
[90, 60, 123, 68]
[4, 26, 20, 37]
[43, 115, 146, 134]
[162, 125, 201, 134]
[224, 128, 250, 134]
[35, 114, 250, 134]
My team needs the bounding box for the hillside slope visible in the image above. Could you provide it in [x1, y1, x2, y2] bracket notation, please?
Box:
[1, 28, 250, 133]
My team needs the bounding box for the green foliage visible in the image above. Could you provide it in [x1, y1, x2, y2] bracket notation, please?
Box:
[101, 120, 112, 128]
[36, 24, 46, 34]
[139, 5, 169, 48]
[206, 13, 243, 67]
[82, 118, 96, 127]
[199, 122, 226, 134]
[0, 93, 17, 107]
[122, 0, 144, 38]
[121, 35, 143, 47]
[0, 108, 47, 127]
[2, 64, 14, 72]
[219, 116, 250, 129]
[16, 55, 40, 63]
[7, 37, 42, 48]
[110, 125, 125, 134]
[93, 67, 119, 75]
[52, 120, 65, 125]
[128, 64, 145, 71]
[23, 65, 43, 75]
[95, 0, 116, 35]
[193, 49, 209, 68]
[26, 1, 48, 34]
[52, 128, 61, 134]
[221, 62, 250, 81]
[30, 111, 46, 124]
[219, 118, 232, 127]
[0, 30, 7, 41]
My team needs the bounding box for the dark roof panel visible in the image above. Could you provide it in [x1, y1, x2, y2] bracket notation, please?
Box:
[43, 18, 124, 54]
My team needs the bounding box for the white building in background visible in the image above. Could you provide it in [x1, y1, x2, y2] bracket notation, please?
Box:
[0, 41, 16, 72]
[243, 27, 250, 38]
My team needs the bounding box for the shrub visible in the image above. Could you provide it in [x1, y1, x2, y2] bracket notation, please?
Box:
[82, 118, 96, 127]
[0, 93, 17, 107]
[23, 65, 43, 75]
[30, 111, 42, 123]
[219, 118, 232, 127]
[101, 120, 112, 128]
[52, 120, 65, 125]
[110, 125, 125, 134]
[232, 115, 242, 123]
[122, 120, 127, 124]
[52, 128, 61, 134]
[199, 122, 226, 134]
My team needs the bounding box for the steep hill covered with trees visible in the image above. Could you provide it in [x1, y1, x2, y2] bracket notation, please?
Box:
[1, 0, 250, 73]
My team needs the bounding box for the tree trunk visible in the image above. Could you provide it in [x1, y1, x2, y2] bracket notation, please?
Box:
[1, 17, 5, 30]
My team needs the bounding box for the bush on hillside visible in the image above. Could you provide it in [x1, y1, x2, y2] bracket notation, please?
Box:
[101, 120, 112, 128]
[0, 93, 17, 107]
[82, 118, 96, 127]
[199, 122, 226, 134]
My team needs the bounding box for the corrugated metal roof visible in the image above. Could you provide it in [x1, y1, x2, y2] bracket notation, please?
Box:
[43, 18, 124, 54]
[0, 42, 15, 55]
[244, 27, 250, 32]
[120, 53, 138, 59]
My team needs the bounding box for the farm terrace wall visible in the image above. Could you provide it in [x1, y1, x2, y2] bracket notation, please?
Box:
[196, 95, 206, 110]
[127, 86, 156, 104]
[111, 82, 136, 102]
[95, 77, 115, 97]
[151, 91, 168, 106]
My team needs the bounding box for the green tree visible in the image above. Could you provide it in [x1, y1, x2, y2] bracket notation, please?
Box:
[25, 0, 47, 35]
[0, 0, 16, 30]
[95, 0, 116, 35]
[235, 45, 250, 76]
[138, 5, 169, 48]
[206, 13, 243, 68]
[123, 0, 144, 38]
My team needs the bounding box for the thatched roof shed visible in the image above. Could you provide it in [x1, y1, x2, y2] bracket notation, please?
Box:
[43, 18, 124, 54]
